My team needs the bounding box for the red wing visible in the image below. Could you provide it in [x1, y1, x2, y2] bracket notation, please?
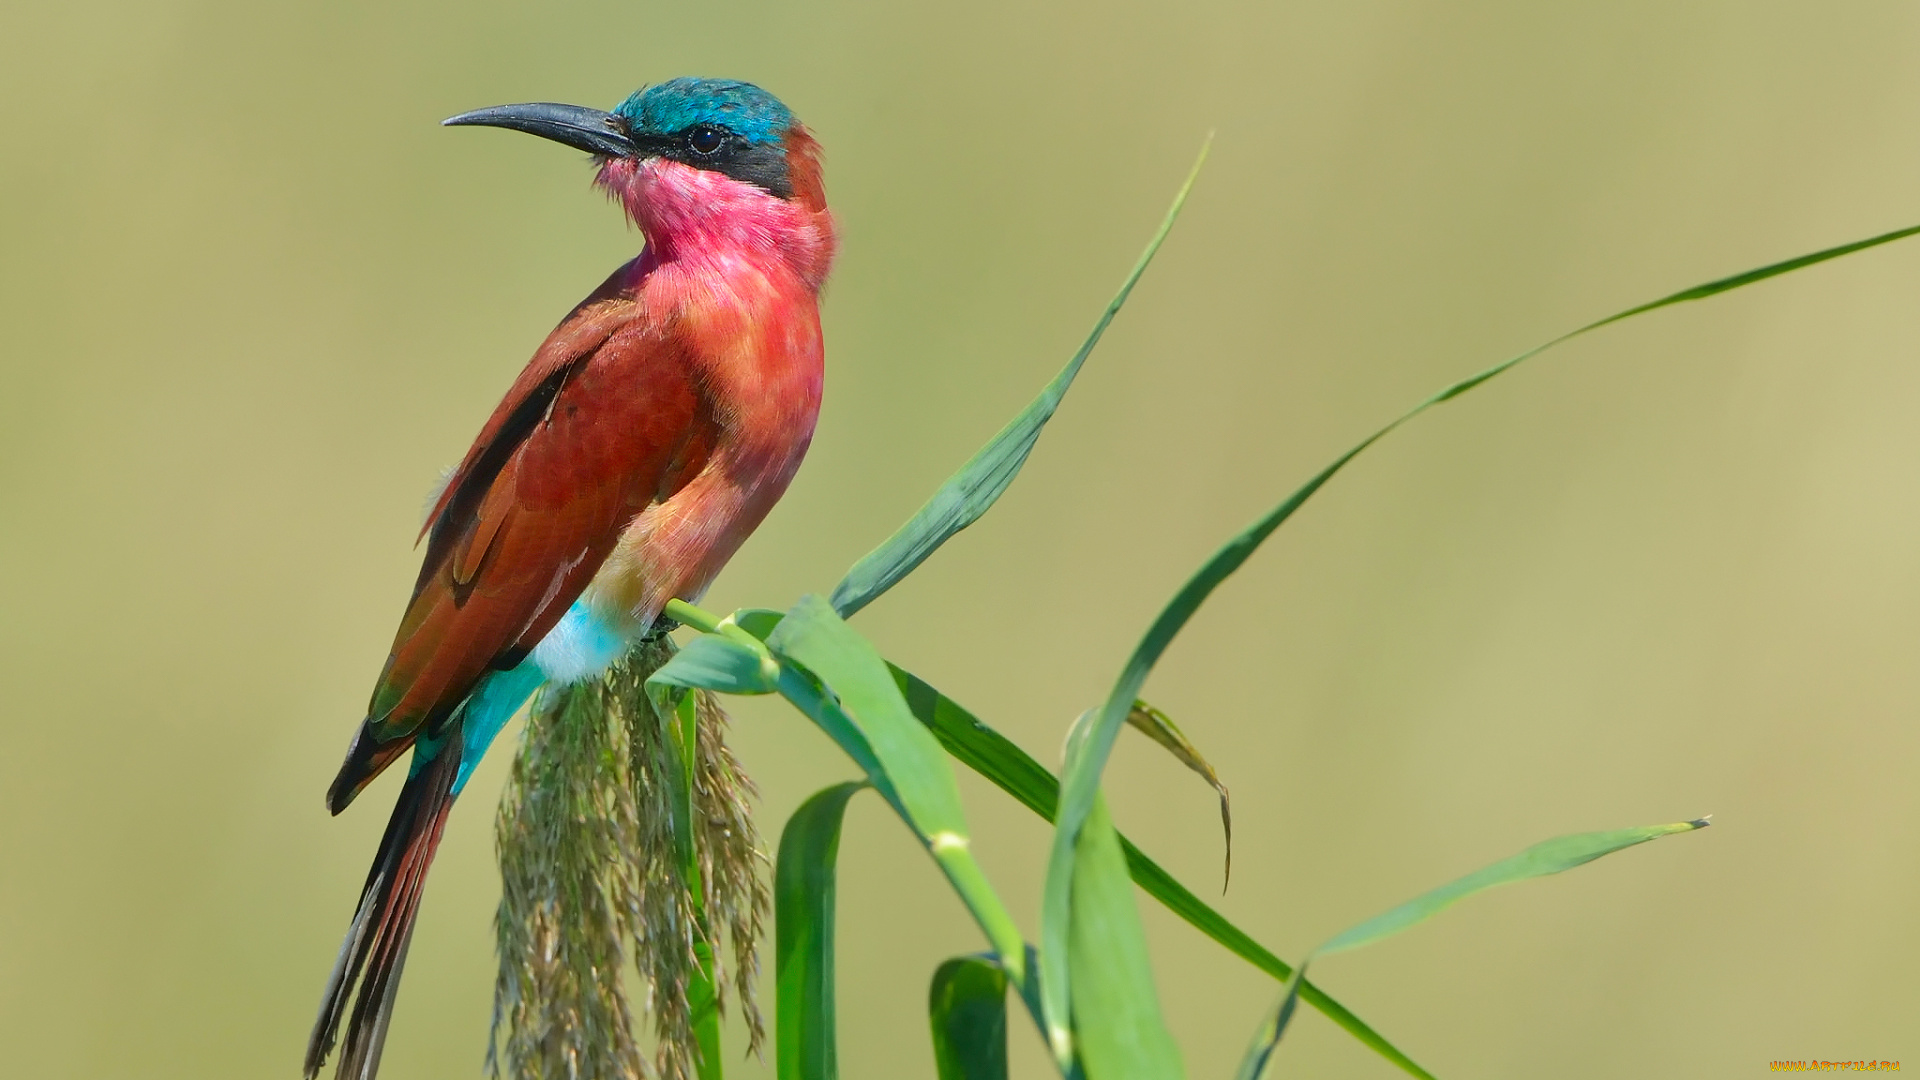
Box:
[328, 273, 716, 809]
[416, 257, 651, 546]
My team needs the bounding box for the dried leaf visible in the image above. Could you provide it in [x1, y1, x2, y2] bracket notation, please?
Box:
[1126, 701, 1231, 891]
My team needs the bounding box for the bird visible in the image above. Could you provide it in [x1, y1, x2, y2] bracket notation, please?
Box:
[303, 77, 835, 1080]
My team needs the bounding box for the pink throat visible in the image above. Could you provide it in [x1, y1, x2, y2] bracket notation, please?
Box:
[595, 157, 833, 289]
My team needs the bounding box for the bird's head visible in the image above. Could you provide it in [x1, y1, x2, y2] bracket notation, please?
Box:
[444, 78, 831, 272]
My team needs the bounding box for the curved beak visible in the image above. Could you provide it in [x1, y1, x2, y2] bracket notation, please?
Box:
[442, 102, 637, 157]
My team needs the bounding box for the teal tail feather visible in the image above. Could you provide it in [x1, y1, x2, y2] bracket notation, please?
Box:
[306, 726, 462, 1080]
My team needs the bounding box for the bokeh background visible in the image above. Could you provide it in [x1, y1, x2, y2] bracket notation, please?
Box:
[4, 1, 1919, 1076]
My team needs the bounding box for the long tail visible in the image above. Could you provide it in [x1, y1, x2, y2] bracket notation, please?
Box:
[305, 728, 462, 1080]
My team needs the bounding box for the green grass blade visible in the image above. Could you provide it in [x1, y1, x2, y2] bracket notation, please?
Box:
[829, 139, 1211, 619]
[886, 665, 1433, 1080]
[690, 938, 725, 1080]
[929, 957, 1011, 1080]
[650, 633, 780, 695]
[727, 607, 789, 642]
[1320, 818, 1711, 956]
[1233, 965, 1307, 1080]
[1249, 819, 1712, 1066]
[665, 600, 1428, 1078]
[1067, 793, 1185, 1079]
[1012, 944, 1075, 1076]
[895, 665, 1061, 819]
[1042, 699, 1156, 1055]
[1037, 218, 1920, 1070]
[664, 690, 726, 1080]
[771, 664, 893, 810]
[1116, 846, 1419, 1079]
[769, 597, 1026, 984]
[667, 693, 701, 879]
[1407, 220, 1920, 417]
[775, 782, 865, 1080]
[1582, 221, 1920, 332]
[772, 597, 968, 831]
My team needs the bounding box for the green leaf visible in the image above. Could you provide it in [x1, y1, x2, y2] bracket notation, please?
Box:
[895, 666, 1060, 820]
[1039, 218, 1920, 1073]
[1232, 964, 1306, 1080]
[690, 938, 725, 1080]
[770, 664, 891, 807]
[929, 957, 1010, 1080]
[1067, 793, 1185, 1080]
[649, 633, 780, 695]
[1007, 944, 1066, 1073]
[670, 691, 726, 1080]
[660, 600, 1427, 1079]
[1322, 818, 1710, 957]
[729, 607, 788, 642]
[776, 782, 865, 1080]
[773, 596, 968, 830]
[671, 213, 1911, 1080]
[663, 692, 700, 880]
[1041, 702, 1152, 1058]
[828, 138, 1211, 619]
[1126, 700, 1231, 890]
[769, 597, 1026, 984]
[1241, 819, 1712, 1074]
[887, 662, 1435, 1080]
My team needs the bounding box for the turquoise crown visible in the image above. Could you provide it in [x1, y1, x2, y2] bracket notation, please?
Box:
[614, 78, 795, 146]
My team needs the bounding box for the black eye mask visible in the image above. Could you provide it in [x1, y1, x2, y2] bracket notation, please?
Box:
[629, 122, 795, 200]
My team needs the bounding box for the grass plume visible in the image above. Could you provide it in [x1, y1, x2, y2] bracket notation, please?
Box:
[491, 632, 767, 1080]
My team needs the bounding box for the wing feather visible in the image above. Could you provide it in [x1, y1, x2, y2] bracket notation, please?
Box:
[328, 265, 715, 811]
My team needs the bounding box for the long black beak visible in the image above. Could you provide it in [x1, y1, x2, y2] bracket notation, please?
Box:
[442, 102, 637, 157]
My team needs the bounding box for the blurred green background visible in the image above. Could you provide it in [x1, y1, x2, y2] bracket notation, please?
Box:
[4, 1, 1918, 1076]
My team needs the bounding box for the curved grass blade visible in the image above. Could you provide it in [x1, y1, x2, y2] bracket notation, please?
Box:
[829, 138, 1212, 619]
[1321, 817, 1710, 957]
[772, 597, 967, 833]
[887, 662, 1434, 1080]
[769, 597, 1026, 985]
[1127, 700, 1231, 890]
[1010, 944, 1074, 1078]
[661, 691, 728, 1080]
[930, 957, 1011, 1080]
[1242, 818, 1712, 1071]
[662, 598, 1429, 1080]
[1040, 219, 1920, 1068]
[771, 665, 893, 809]
[1066, 792, 1185, 1080]
[775, 782, 866, 1080]
[690, 938, 725, 1080]
[1233, 965, 1305, 1080]
[650, 633, 780, 695]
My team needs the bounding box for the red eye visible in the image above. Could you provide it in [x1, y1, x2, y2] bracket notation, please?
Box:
[687, 126, 725, 155]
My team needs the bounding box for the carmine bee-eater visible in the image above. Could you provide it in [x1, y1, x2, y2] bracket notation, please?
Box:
[303, 78, 835, 1080]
